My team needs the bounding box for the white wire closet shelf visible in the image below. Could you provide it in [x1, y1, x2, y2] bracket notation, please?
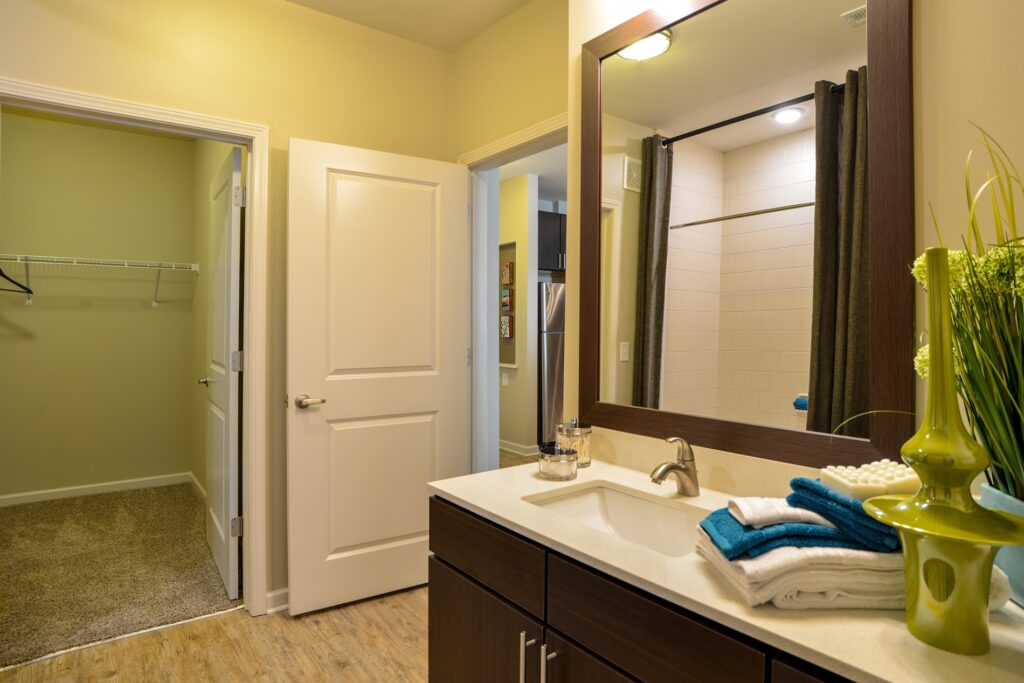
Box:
[0, 253, 198, 271]
[0, 253, 199, 307]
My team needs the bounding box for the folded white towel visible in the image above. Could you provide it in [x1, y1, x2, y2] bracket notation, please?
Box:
[696, 528, 1012, 611]
[772, 568, 1012, 611]
[698, 527, 902, 585]
[728, 497, 836, 529]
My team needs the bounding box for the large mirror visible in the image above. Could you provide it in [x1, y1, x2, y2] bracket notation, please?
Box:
[580, 0, 915, 466]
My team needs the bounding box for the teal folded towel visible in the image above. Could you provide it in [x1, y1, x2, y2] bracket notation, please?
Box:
[787, 477, 900, 553]
[698, 508, 870, 560]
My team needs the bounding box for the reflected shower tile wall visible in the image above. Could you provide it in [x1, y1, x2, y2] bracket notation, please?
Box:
[718, 129, 815, 430]
[661, 139, 723, 416]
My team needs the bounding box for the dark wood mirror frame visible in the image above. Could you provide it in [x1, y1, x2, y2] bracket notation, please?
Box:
[579, 0, 914, 468]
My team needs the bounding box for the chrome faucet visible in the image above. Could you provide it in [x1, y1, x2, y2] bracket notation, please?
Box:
[650, 437, 700, 497]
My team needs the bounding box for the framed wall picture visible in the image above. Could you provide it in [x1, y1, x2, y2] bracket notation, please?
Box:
[499, 315, 514, 339]
[500, 260, 514, 285]
[500, 287, 513, 312]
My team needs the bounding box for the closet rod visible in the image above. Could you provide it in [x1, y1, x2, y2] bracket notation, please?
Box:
[0, 254, 198, 272]
[661, 84, 844, 147]
[670, 201, 814, 230]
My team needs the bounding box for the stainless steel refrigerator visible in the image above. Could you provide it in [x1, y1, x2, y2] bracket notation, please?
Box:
[538, 282, 565, 446]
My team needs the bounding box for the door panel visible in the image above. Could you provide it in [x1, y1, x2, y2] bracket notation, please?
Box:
[325, 171, 436, 371]
[205, 147, 242, 600]
[287, 138, 471, 615]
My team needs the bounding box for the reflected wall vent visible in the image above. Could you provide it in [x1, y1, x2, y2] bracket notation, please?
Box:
[841, 5, 867, 27]
[622, 156, 642, 193]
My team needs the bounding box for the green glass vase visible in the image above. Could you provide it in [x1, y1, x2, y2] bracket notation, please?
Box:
[863, 246, 1024, 655]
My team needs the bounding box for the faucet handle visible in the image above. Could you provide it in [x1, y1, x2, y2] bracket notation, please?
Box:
[666, 436, 694, 463]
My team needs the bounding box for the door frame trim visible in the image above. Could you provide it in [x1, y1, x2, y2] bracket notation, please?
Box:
[459, 115, 569, 473]
[0, 75, 271, 616]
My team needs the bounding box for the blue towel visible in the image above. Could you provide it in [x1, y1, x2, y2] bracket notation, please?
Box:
[786, 477, 901, 553]
[698, 508, 871, 560]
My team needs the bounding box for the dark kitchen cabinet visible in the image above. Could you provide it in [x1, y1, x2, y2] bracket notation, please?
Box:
[538, 210, 566, 271]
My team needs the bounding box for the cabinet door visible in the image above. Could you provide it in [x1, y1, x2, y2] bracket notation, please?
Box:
[429, 557, 543, 682]
[538, 211, 562, 271]
[543, 630, 634, 682]
[558, 213, 567, 268]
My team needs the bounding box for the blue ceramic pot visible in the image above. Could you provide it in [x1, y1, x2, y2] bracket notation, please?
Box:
[980, 483, 1024, 607]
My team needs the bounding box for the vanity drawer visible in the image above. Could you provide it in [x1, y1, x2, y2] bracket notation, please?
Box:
[547, 555, 766, 683]
[429, 496, 546, 618]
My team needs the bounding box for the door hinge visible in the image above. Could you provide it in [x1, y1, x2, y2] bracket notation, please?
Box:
[467, 347, 472, 367]
[467, 202, 472, 225]
[230, 350, 244, 372]
[230, 516, 244, 538]
[232, 186, 247, 207]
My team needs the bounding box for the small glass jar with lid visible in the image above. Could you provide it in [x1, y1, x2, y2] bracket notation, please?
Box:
[556, 419, 592, 468]
[538, 445, 578, 481]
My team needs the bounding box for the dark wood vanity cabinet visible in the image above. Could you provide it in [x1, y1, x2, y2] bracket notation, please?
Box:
[428, 557, 543, 682]
[428, 497, 848, 683]
[538, 210, 566, 271]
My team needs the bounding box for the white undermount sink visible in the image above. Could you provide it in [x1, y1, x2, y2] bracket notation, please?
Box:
[524, 481, 705, 557]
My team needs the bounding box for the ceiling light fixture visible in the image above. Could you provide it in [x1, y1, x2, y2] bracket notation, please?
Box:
[772, 107, 805, 124]
[618, 31, 672, 61]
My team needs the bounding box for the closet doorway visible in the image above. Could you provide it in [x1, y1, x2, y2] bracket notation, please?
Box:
[0, 106, 245, 668]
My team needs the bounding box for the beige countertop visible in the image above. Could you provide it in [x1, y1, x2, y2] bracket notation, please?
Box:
[428, 460, 1024, 683]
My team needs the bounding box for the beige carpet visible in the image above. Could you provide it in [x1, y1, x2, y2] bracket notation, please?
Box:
[0, 484, 239, 667]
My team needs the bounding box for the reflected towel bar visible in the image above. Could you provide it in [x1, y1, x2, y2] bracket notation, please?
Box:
[671, 201, 815, 230]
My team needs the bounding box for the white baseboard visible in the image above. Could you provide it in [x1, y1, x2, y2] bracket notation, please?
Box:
[266, 588, 289, 615]
[189, 471, 208, 503]
[499, 439, 540, 456]
[0, 472, 194, 508]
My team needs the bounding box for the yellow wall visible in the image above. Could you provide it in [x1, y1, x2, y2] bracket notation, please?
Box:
[912, 0, 1024, 415]
[0, 0, 451, 592]
[0, 110, 196, 496]
[567, 0, 1024, 475]
[448, 0, 569, 160]
[499, 174, 539, 449]
[599, 112, 650, 404]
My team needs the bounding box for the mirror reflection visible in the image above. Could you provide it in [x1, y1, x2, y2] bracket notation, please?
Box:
[599, 0, 870, 436]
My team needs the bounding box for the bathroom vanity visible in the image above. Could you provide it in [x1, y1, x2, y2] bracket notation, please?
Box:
[427, 462, 1024, 683]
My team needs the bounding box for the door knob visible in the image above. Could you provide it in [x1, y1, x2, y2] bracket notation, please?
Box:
[198, 377, 210, 386]
[295, 393, 327, 409]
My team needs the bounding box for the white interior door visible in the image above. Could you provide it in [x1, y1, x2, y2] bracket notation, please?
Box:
[204, 147, 242, 600]
[286, 138, 471, 616]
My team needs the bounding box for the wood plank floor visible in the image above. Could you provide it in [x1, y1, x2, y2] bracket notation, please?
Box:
[499, 449, 538, 468]
[0, 587, 428, 682]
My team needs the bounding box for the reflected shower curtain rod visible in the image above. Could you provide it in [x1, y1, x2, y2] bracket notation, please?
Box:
[660, 84, 844, 147]
[670, 201, 814, 230]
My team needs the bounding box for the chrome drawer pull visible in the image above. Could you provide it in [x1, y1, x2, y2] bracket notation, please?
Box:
[519, 631, 537, 683]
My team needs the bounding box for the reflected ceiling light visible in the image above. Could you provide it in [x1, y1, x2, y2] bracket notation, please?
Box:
[618, 31, 672, 61]
[772, 107, 805, 124]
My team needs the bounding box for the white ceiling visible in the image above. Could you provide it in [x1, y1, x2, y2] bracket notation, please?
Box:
[602, 0, 867, 151]
[287, 0, 530, 52]
[500, 143, 568, 201]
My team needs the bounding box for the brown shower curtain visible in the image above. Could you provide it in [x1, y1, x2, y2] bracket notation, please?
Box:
[807, 67, 870, 437]
[632, 134, 673, 409]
